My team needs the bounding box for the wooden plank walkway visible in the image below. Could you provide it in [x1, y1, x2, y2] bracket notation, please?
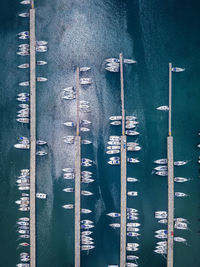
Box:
[29, 7, 36, 267]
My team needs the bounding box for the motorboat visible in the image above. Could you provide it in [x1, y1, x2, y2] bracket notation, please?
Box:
[126, 263, 138, 267]
[125, 130, 139, 136]
[172, 67, 185, 72]
[106, 150, 120, 155]
[19, 35, 29, 39]
[62, 168, 74, 173]
[127, 232, 141, 237]
[14, 143, 29, 149]
[80, 127, 90, 132]
[174, 237, 186, 243]
[80, 67, 91, 72]
[62, 95, 76, 100]
[127, 177, 139, 182]
[19, 12, 29, 17]
[126, 116, 137, 120]
[19, 104, 29, 109]
[81, 240, 94, 245]
[109, 223, 120, 228]
[108, 141, 121, 145]
[36, 40, 48, 45]
[126, 247, 139, 252]
[37, 77, 48, 82]
[105, 58, 119, 63]
[36, 140, 47, 145]
[156, 105, 169, 111]
[155, 229, 168, 235]
[63, 188, 74, 193]
[155, 171, 168, 176]
[127, 243, 139, 248]
[81, 245, 95, 250]
[109, 157, 120, 161]
[19, 242, 29, 247]
[81, 220, 93, 224]
[81, 162, 92, 167]
[19, 207, 30, 211]
[127, 146, 141, 152]
[175, 192, 188, 197]
[109, 116, 122, 121]
[154, 159, 167, 164]
[81, 231, 93, 236]
[82, 171, 92, 175]
[124, 59, 137, 64]
[81, 190, 93, 196]
[20, 0, 31, 4]
[127, 191, 138, 197]
[126, 124, 136, 129]
[16, 97, 29, 102]
[127, 158, 140, 163]
[81, 225, 94, 230]
[127, 223, 140, 227]
[17, 51, 29, 56]
[110, 121, 121, 126]
[155, 234, 167, 239]
[127, 208, 138, 212]
[105, 66, 119, 72]
[107, 212, 120, 218]
[18, 31, 29, 36]
[18, 186, 30, 191]
[17, 93, 29, 97]
[16, 263, 30, 267]
[127, 216, 139, 221]
[174, 177, 189, 183]
[155, 211, 167, 219]
[127, 228, 140, 232]
[62, 204, 74, 209]
[174, 161, 188, 166]
[36, 193, 47, 199]
[36, 151, 47, 156]
[127, 255, 139, 261]
[17, 221, 29, 226]
[17, 113, 29, 118]
[81, 178, 94, 183]
[109, 135, 121, 140]
[19, 234, 30, 239]
[106, 62, 119, 67]
[19, 81, 29, 86]
[82, 139, 92, 144]
[127, 142, 139, 147]
[81, 119, 91, 125]
[174, 222, 188, 230]
[154, 249, 167, 255]
[63, 173, 74, 179]
[37, 60, 47, 65]
[80, 78, 92, 85]
[81, 209, 92, 214]
[174, 218, 188, 223]
[36, 46, 47, 52]
[154, 166, 168, 171]
[107, 146, 120, 150]
[17, 178, 30, 184]
[158, 219, 167, 224]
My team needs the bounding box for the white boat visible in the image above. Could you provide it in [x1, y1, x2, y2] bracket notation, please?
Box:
[20, 0, 30, 4]
[174, 222, 188, 230]
[126, 124, 136, 129]
[127, 255, 139, 261]
[62, 168, 74, 173]
[80, 67, 91, 72]
[155, 229, 168, 235]
[158, 219, 167, 224]
[154, 166, 168, 171]
[19, 81, 29, 86]
[107, 212, 120, 218]
[36, 46, 47, 52]
[109, 223, 120, 228]
[107, 141, 121, 145]
[18, 63, 29, 69]
[81, 219, 93, 224]
[36, 40, 48, 45]
[17, 221, 29, 226]
[37, 77, 48, 82]
[175, 192, 188, 197]
[124, 59, 137, 64]
[19, 207, 30, 212]
[105, 58, 119, 63]
[127, 243, 139, 248]
[37, 60, 47, 65]
[127, 158, 140, 163]
[126, 263, 138, 267]
[110, 121, 121, 126]
[81, 162, 92, 167]
[18, 217, 29, 221]
[127, 191, 138, 197]
[82, 171, 92, 175]
[125, 130, 139, 136]
[155, 211, 167, 219]
[82, 139, 92, 144]
[16, 178, 29, 184]
[174, 161, 188, 166]
[80, 78, 92, 85]
[81, 231, 93, 236]
[174, 218, 188, 223]
[127, 208, 138, 212]
[127, 177, 139, 182]
[109, 116, 122, 121]
[109, 135, 121, 140]
[81, 178, 94, 183]
[107, 146, 120, 150]
[109, 157, 120, 161]
[126, 116, 137, 120]
[127, 216, 139, 221]
[156, 105, 169, 111]
[62, 204, 74, 209]
[127, 228, 140, 232]
[14, 143, 29, 149]
[105, 66, 119, 72]
[36, 193, 47, 199]
[17, 93, 29, 97]
[154, 249, 167, 254]
[18, 186, 30, 191]
[172, 67, 185, 72]
[16, 97, 29, 102]
[18, 31, 29, 36]
[63, 188, 74, 193]
[19, 12, 29, 17]
[81, 119, 91, 125]
[17, 113, 29, 118]
[155, 234, 167, 239]
[19, 104, 29, 108]
[81, 245, 95, 250]
[127, 232, 140, 237]
[127, 146, 141, 152]
[106, 150, 120, 155]
[127, 223, 140, 227]
[81, 209, 92, 214]
[80, 127, 90, 132]
[174, 177, 189, 183]
[106, 62, 119, 67]
[174, 237, 186, 243]
[19, 35, 29, 39]
[126, 247, 139, 252]
[63, 173, 74, 179]
[36, 151, 47, 156]
[127, 142, 139, 147]
[154, 159, 167, 164]
[81, 190, 93, 196]
[155, 171, 168, 176]
[81, 225, 94, 230]
[16, 263, 30, 267]
[36, 140, 47, 145]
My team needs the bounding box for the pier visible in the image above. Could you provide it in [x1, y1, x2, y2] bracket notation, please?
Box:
[167, 63, 174, 267]
[120, 53, 127, 267]
[74, 67, 81, 267]
[29, 5, 36, 267]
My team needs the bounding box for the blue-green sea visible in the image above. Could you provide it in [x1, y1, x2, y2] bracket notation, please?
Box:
[1, 0, 200, 266]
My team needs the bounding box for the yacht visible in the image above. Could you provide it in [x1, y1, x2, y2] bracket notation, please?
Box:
[37, 60, 47, 65]
[127, 142, 139, 147]
[18, 186, 30, 191]
[106, 150, 120, 155]
[63, 173, 74, 179]
[155, 229, 167, 235]
[82, 139, 92, 144]
[105, 58, 119, 63]
[124, 59, 137, 64]
[20, 0, 30, 4]
[63, 188, 74, 193]
[36, 193, 47, 199]
[127, 232, 140, 237]
[37, 77, 48, 82]
[19, 242, 29, 247]
[17, 113, 29, 118]
[36, 40, 48, 45]
[36, 151, 47, 156]
[17, 178, 30, 184]
[154, 159, 167, 164]
[107, 145, 120, 150]
[19, 234, 30, 239]
[126, 116, 137, 120]
[127, 243, 139, 248]
[109, 135, 121, 140]
[127, 158, 140, 163]
[109, 157, 120, 161]
[81, 240, 94, 245]
[155, 211, 167, 219]
[81, 231, 93, 236]
[158, 219, 167, 224]
[109, 116, 122, 121]
[81, 120, 91, 126]
[174, 177, 189, 183]
[107, 212, 120, 218]
[174, 222, 188, 230]
[81, 178, 94, 183]
[81, 162, 92, 167]
[126, 124, 136, 129]
[80, 67, 91, 72]
[19, 217, 29, 222]
[81, 225, 94, 230]
[19, 12, 29, 17]
[154, 249, 167, 255]
[62, 168, 74, 173]
[125, 130, 139, 136]
[126, 247, 139, 252]
[156, 105, 169, 111]
[18, 31, 29, 36]
[106, 62, 119, 67]
[127, 227, 140, 232]
[127, 255, 139, 261]
[127, 146, 141, 152]
[175, 192, 188, 197]
[82, 170, 92, 175]
[127, 208, 138, 212]
[108, 141, 121, 145]
[174, 161, 187, 166]
[81, 220, 93, 224]
[154, 166, 168, 171]
[17, 93, 29, 97]
[110, 121, 121, 126]
[81, 209, 92, 214]
[19, 81, 29, 86]
[81, 245, 95, 250]
[16, 97, 29, 102]
[126, 263, 138, 267]
[36, 140, 47, 145]
[80, 127, 90, 132]
[36, 46, 47, 52]
[105, 66, 119, 72]
[174, 218, 188, 223]
[155, 234, 167, 239]
[81, 190, 93, 196]
[19, 35, 29, 39]
[127, 216, 139, 221]
[19, 104, 29, 108]
[127, 191, 138, 197]
[155, 171, 168, 176]
[127, 223, 140, 227]
[174, 237, 186, 243]
[127, 177, 139, 182]
[17, 51, 29, 56]
[172, 67, 185, 72]
[62, 204, 74, 209]
[109, 223, 120, 228]
[16, 263, 30, 267]
[14, 143, 29, 149]
[19, 207, 30, 211]
[80, 78, 92, 85]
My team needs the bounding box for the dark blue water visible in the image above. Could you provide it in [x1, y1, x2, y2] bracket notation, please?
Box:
[0, 0, 200, 266]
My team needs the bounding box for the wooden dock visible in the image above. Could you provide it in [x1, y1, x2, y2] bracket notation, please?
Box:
[29, 7, 36, 267]
[120, 53, 127, 267]
[75, 67, 81, 267]
[167, 63, 174, 267]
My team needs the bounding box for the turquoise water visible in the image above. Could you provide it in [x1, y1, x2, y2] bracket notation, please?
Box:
[1, 0, 200, 266]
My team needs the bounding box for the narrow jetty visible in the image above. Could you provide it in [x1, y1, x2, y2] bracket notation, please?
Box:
[120, 53, 127, 267]
[74, 67, 81, 267]
[29, 3, 36, 267]
[167, 63, 174, 267]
